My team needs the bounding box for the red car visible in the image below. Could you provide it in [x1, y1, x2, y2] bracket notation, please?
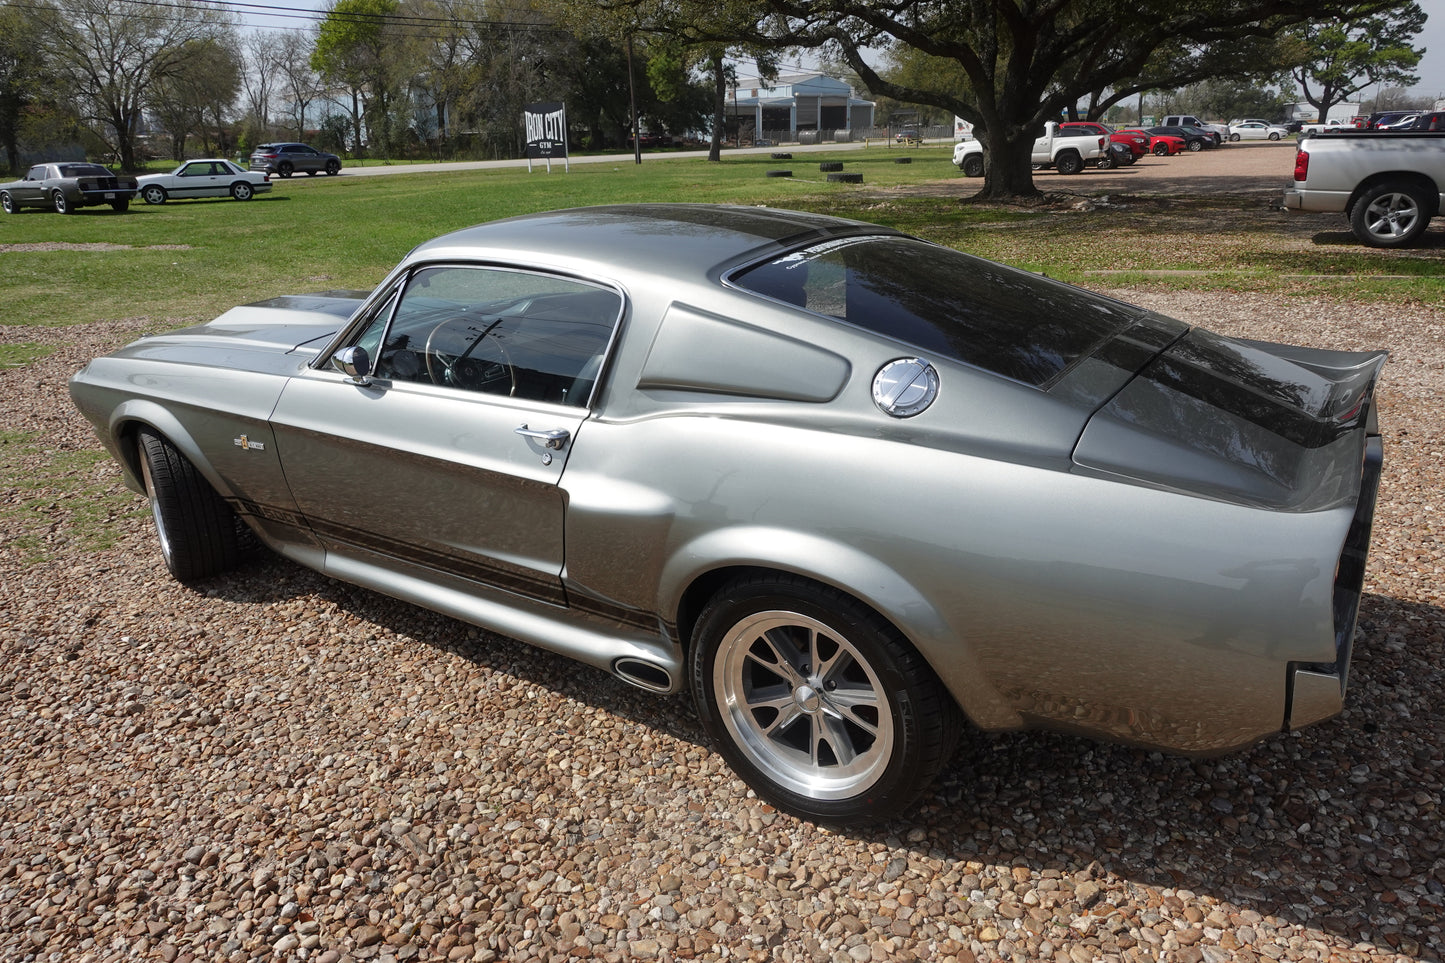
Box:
[1060, 122, 1150, 158]
[1117, 128, 1185, 156]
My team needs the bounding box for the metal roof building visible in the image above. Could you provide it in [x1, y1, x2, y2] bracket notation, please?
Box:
[725, 74, 875, 139]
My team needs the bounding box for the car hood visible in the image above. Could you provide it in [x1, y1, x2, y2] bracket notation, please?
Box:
[1073, 329, 1387, 511]
[103, 292, 366, 372]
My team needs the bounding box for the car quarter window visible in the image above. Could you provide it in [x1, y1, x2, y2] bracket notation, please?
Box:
[732, 236, 1135, 387]
[347, 265, 621, 408]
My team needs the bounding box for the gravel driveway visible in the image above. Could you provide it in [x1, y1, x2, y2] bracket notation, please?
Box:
[2, 177, 1443, 962]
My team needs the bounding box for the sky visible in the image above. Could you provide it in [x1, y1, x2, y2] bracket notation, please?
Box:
[1412, 0, 1445, 99]
[230, 0, 1445, 104]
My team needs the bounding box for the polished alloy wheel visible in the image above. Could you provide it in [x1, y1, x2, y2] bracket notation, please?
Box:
[712, 610, 894, 800]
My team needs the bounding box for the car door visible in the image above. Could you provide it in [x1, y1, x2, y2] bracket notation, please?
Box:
[268, 263, 621, 606]
[292, 145, 320, 172]
[16, 166, 48, 206]
[174, 161, 223, 198]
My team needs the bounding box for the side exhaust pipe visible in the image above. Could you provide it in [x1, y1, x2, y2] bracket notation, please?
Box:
[613, 658, 673, 693]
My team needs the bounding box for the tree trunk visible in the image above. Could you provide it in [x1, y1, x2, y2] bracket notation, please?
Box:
[708, 50, 725, 163]
[975, 128, 1042, 200]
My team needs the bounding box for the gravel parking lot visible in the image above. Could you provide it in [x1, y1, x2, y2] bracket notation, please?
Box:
[2, 149, 1442, 963]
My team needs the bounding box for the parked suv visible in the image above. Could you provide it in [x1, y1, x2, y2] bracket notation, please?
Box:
[248, 143, 341, 178]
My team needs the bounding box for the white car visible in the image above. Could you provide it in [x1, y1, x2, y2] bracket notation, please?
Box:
[1228, 121, 1289, 142]
[136, 159, 273, 205]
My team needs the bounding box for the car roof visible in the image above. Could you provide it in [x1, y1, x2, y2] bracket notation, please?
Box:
[408, 204, 891, 279]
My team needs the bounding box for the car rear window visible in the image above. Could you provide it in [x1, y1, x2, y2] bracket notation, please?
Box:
[59, 164, 111, 177]
[730, 235, 1136, 387]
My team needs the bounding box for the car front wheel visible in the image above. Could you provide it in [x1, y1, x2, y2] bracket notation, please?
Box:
[141, 185, 167, 205]
[1268, 132, 1281, 141]
[231, 182, 254, 201]
[0, 191, 14, 214]
[136, 428, 242, 582]
[961, 154, 984, 177]
[1351, 181, 1433, 248]
[1229, 133, 1241, 142]
[1187, 139, 1202, 152]
[689, 574, 961, 825]
[325, 159, 340, 175]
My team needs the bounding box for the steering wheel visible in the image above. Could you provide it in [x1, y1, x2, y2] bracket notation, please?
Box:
[425, 316, 516, 394]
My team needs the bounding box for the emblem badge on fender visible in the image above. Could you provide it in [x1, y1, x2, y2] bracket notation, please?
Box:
[234, 434, 265, 451]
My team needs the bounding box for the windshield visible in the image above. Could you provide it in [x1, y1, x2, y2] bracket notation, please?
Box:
[730, 235, 1137, 387]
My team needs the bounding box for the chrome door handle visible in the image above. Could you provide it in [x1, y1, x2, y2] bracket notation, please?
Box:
[514, 425, 570, 450]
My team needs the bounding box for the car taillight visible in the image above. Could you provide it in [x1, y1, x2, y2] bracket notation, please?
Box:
[1294, 150, 1309, 182]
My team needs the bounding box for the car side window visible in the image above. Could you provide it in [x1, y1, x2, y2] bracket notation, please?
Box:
[355, 266, 621, 408]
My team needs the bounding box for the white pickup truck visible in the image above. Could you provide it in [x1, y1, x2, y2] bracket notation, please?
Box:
[1283, 130, 1445, 246]
[1299, 118, 1353, 135]
[953, 122, 1105, 177]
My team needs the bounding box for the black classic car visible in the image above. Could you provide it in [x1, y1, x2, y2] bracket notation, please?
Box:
[0, 162, 139, 213]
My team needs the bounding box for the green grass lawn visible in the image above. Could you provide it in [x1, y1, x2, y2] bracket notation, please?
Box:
[2, 145, 1440, 333]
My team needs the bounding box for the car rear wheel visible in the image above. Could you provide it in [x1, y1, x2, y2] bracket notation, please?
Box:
[1055, 151, 1083, 175]
[961, 154, 984, 177]
[1351, 181, 1432, 248]
[231, 182, 254, 201]
[0, 191, 14, 214]
[325, 159, 340, 175]
[136, 428, 242, 582]
[141, 185, 167, 205]
[278, 161, 294, 178]
[689, 574, 961, 825]
[52, 190, 72, 214]
[110, 199, 128, 212]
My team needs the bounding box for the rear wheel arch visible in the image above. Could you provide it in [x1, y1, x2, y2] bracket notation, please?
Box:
[1347, 171, 1441, 221]
[679, 566, 966, 823]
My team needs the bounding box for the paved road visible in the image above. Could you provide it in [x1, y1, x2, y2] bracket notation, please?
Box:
[332, 140, 872, 178]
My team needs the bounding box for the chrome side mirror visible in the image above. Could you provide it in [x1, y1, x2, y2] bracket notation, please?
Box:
[332, 345, 372, 384]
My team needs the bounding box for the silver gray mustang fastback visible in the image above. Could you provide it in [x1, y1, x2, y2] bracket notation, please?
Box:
[70, 204, 1386, 824]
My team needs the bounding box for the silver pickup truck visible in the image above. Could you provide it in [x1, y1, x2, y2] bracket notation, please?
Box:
[1282, 130, 1445, 246]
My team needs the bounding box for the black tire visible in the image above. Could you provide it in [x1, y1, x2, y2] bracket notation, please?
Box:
[0, 191, 14, 214]
[325, 159, 340, 175]
[306, 169, 318, 176]
[141, 185, 167, 205]
[52, 190, 72, 214]
[1055, 151, 1083, 175]
[1153, 144, 1168, 156]
[1268, 132, 1281, 141]
[894, 157, 911, 164]
[231, 182, 254, 201]
[819, 162, 844, 172]
[136, 429, 241, 582]
[1187, 139, 1202, 152]
[770, 152, 792, 160]
[1095, 152, 1114, 170]
[1350, 181, 1433, 248]
[689, 574, 962, 825]
[765, 170, 792, 178]
[111, 199, 129, 212]
[1229, 133, 1241, 142]
[827, 172, 863, 183]
[961, 154, 984, 177]
[278, 161, 294, 178]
